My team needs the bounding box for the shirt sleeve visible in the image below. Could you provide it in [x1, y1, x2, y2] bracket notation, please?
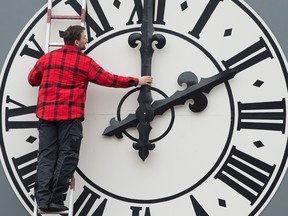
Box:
[28, 58, 44, 87]
[87, 59, 139, 88]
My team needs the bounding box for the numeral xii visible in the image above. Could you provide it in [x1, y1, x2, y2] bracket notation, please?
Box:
[127, 0, 166, 25]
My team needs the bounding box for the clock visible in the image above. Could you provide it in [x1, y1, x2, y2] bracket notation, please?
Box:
[0, 0, 288, 215]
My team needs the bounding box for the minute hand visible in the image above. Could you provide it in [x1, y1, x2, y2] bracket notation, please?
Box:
[103, 68, 238, 137]
[152, 68, 238, 115]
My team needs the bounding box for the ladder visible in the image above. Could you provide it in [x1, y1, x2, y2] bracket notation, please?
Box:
[45, 0, 87, 53]
[33, 176, 75, 216]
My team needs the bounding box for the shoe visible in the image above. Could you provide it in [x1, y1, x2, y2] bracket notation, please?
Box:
[49, 203, 69, 212]
[38, 204, 49, 212]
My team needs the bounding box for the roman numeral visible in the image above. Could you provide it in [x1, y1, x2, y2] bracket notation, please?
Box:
[189, 0, 224, 39]
[12, 150, 38, 195]
[215, 146, 275, 204]
[73, 185, 107, 216]
[222, 37, 273, 72]
[126, 0, 166, 25]
[237, 99, 286, 133]
[5, 96, 37, 131]
[65, 0, 114, 42]
[126, 0, 143, 25]
[190, 195, 209, 216]
[131, 206, 151, 216]
[19, 34, 44, 59]
[154, 0, 166, 25]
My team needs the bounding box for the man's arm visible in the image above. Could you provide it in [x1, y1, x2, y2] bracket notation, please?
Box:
[28, 61, 43, 86]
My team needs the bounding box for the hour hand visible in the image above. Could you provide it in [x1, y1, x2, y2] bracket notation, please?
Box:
[103, 68, 238, 137]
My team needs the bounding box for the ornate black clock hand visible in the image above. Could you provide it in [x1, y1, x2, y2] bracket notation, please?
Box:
[127, 0, 166, 161]
[152, 68, 238, 115]
[103, 68, 238, 137]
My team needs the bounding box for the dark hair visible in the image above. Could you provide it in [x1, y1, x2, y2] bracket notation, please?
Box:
[63, 25, 86, 45]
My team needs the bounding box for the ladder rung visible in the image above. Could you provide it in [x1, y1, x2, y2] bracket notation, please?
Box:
[38, 210, 69, 214]
[49, 42, 64, 46]
[51, 15, 82, 20]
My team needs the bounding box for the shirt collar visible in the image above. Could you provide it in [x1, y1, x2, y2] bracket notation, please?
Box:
[62, 45, 79, 51]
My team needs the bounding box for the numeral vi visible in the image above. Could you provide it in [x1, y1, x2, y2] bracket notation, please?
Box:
[131, 206, 151, 216]
[73, 185, 107, 215]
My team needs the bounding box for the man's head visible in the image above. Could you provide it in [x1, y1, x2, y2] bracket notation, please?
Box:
[63, 25, 87, 50]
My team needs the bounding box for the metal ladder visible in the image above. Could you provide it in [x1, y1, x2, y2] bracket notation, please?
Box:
[45, 0, 87, 53]
[33, 176, 75, 216]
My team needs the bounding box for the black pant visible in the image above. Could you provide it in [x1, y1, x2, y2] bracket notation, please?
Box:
[35, 118, 83, 206]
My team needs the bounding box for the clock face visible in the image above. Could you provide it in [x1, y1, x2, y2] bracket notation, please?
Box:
[1, 0, 288, 215]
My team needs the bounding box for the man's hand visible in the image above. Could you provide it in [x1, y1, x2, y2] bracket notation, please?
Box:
[138, 76, 153, 86]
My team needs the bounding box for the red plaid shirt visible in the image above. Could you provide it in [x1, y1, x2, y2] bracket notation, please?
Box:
[28, 45, 138, 121]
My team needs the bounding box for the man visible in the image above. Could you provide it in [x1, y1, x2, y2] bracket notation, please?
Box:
[28, 25, 152, 212]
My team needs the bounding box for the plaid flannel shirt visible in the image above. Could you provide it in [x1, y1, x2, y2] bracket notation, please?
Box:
[28, 45, 138, 121]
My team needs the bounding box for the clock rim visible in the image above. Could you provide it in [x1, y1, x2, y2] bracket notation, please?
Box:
[0, 1, 287, 215]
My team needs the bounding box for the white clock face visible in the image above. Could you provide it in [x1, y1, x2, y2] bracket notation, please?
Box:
[1, 0, 288, 215]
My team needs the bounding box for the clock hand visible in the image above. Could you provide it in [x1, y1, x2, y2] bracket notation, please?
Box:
[103, 68, 238, 137]
[152, 68, 238, 115]
[128, 0, 166, 161]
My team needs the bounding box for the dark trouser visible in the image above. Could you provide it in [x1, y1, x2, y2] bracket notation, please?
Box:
[35, 118, 83, 206]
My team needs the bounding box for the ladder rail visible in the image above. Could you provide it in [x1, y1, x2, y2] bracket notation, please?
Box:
[80, 0, 87, 26]
[68, 180, 75, 216]
[45, 0, 53, 53]
[33, 200, 37, 216]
